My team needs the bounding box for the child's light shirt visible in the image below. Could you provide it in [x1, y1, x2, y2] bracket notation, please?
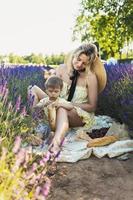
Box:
[36, 97, 69, 124]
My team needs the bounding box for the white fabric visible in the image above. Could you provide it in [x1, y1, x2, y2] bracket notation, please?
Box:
[57, 130, 133, 162]
[33, 116, 133, 163]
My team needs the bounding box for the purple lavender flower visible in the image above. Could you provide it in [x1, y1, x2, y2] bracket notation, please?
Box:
[43, 151, 51, 162]
[15, 95, 21, 111]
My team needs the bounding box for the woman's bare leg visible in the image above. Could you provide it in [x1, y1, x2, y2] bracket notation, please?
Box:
[50, 107, 69, 153]
[50, 108, 84, 153]
[28, 85, 47, 107]
[67, 109, 85, 127]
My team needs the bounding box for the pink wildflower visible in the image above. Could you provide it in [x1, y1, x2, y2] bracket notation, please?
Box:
[42, 151, 51, 163]
[13, 148, 26, 171]
[21, 106, 27, 116]
[35, 186, 41, 197]
[39, 160, 45, 167]
[29, 173, 38, 185]
[25, 162, 38, 179]
[15, 95, 21, 111]
[12, 136, 22, 154]
[32, 162, 38, 171]
[41, 178, 51, 197]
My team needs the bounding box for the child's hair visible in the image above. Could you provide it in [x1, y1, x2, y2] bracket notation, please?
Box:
[45, 76, 63, 90]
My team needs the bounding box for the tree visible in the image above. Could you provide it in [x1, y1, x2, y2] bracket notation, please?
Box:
[24, 53, 46, 64]
[73, 0, 133, 58]
[8, 53, 27, 64]
[45, 53, 65, 65]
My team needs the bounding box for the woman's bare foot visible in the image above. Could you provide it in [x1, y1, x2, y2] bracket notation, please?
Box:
[48, 139, 61, 157]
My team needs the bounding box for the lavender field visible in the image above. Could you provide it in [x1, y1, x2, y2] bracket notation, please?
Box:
[0, 64, 53, 199]
[0, 65, 51, 109]
[0, 62, 133, 199]
[0, 63, 133, 131]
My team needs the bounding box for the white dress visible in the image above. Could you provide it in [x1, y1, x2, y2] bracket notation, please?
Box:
[60, 81, 95, 130]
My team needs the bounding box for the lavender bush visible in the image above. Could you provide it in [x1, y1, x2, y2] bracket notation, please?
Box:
[0, 65, 51, 109]
[97, 63, 133, 136]
[0, 82, 61, 199]
[0, 83, 34, 150]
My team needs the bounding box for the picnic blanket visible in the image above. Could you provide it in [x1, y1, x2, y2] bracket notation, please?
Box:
[32, 115, 133, 163]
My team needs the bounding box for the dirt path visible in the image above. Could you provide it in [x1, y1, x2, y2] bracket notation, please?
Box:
[48, 155, 133, 200]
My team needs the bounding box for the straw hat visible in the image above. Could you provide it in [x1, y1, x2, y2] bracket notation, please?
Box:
[92, 56, 107, 93]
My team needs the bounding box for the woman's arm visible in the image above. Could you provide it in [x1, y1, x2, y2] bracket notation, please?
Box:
[73, 73, 98, 112]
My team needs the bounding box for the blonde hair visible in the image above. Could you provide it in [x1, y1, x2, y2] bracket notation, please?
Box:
[65, 43, 107, 93]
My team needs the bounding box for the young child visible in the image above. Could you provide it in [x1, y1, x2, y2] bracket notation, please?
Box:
[34, 75, 73, 132]
[29, 76, 73, 146]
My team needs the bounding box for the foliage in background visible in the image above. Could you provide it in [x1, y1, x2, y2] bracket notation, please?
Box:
[97, 63, 133, 135]
[0, 53, 66, 65]
[73, 0, 133, 59]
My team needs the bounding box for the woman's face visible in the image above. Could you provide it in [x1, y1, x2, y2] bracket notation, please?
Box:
[72, 53, 89, 72]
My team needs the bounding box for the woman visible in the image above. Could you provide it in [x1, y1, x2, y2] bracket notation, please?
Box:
[29, 43, 107, 153]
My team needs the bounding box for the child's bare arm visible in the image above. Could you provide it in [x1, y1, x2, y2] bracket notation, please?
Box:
[51, 101, 74, 111]
[34, 99, 52, 108]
